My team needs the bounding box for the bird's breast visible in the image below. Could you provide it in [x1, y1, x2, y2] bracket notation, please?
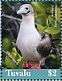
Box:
[16, 34, 41, 61]
[16, 23, 42, 61]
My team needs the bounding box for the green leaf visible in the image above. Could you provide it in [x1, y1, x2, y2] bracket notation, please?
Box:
[5, 51, 16, 69]
[45, 27, 60, 34]
[36, 23, 44, 32]
[35, 13, 46, 20]
[31, 2, 46, 14]
[40, 2, 53, 8]
[15, 53, 19, 61]
[18, 58, 26, 69]
[57, 7, 60, 23]
[52, 33, 60, 41]
[48, 16, 60, 27]
[48, 16, 56, 27]
[51, 54, 57, 59]
[36, 16, 46, 26]
[2, 38, 11, 51]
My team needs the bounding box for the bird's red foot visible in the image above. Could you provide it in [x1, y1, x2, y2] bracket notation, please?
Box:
[22, 61, 32, 69]
[22, 61, 41, 69]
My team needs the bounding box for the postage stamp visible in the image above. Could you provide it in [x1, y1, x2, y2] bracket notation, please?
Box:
[0, 0, 62, 80]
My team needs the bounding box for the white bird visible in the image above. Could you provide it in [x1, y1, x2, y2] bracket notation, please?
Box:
[16, 4, 51, 68]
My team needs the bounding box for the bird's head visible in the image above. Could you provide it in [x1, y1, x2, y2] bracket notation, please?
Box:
[17, 4, 34, 16]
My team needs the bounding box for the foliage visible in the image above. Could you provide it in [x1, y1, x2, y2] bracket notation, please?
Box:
[2, 2, 60, 69]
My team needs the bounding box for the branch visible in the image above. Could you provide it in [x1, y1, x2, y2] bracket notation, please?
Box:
[5, 2, 15, 11]
[2, 14, 22, 22]
[2, 50, 18, 66]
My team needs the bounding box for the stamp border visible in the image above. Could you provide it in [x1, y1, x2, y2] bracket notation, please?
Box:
[0, 0, 62, 80]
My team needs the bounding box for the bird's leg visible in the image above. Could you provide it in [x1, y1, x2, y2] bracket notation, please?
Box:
[22, 58, 46, 69]
[22, 61, 41, 69]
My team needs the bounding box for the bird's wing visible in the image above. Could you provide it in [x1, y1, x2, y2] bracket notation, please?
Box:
[37, 32, 52, 57]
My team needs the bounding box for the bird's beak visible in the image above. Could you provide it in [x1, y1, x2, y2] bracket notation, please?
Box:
[17, 8, 27, 14]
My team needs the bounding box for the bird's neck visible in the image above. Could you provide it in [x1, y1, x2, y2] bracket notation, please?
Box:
[22, 14, 35, 27]
[18, 14, 41, 42]
[19, 14, 40, 39]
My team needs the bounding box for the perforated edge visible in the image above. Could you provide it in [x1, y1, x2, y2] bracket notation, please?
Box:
[0, 0, 61, 80]
[0, 0, 1, 67]
[0, 79, 62, 81]
[0, 0, 61, 2]
[60, 2, 62, 78]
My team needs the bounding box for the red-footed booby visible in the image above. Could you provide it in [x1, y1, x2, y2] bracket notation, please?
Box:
[16, 4, 51, 69]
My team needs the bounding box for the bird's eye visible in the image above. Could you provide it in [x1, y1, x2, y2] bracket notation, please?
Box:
[25, 7, 29, 10]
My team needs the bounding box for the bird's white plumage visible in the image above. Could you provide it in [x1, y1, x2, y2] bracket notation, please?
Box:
[16, 4, 51, 64]
[16, 14, 42, 61]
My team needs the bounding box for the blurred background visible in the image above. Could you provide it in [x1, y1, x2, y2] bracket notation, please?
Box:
[2, 2, 61, 69]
